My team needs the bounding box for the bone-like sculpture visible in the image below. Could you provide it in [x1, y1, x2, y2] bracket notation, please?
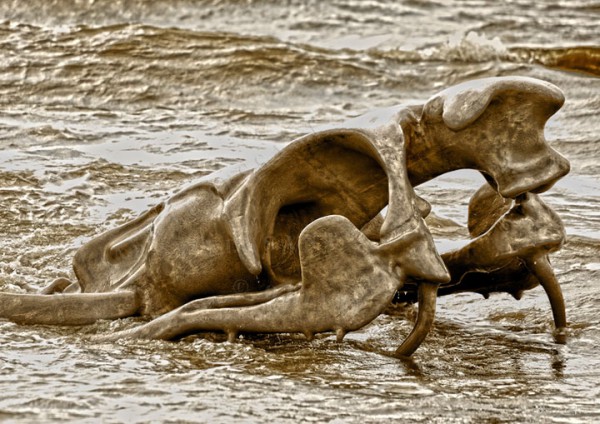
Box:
[397, 187, 568, 345]
[0, 77, 570, 357]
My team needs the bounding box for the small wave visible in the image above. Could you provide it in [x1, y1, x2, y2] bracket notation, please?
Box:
[0, 22, 399, 114]
[2, 21, 595, 123]
[374, 32, 600, 77]
[10, 397, 93, 411]
[508, 45, 600, 77]
[419, 31, 508, 63]
[565, 234, 600, 254]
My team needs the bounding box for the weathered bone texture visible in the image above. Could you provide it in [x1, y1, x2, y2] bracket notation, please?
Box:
[0, 76, 570, 356]
[444, 185, 567, 343]
[97, 215, 414, 342]
[396, 185, 568, 343]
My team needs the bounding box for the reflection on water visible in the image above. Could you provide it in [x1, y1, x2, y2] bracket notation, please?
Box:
[1, 0, 599, 422]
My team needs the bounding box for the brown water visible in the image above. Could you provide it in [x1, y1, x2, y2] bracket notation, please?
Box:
[1, 1, 599, 422]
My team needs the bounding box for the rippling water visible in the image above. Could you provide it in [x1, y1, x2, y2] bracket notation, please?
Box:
[1, 1, 599, 422]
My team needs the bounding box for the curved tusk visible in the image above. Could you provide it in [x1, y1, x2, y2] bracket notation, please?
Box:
[525, 254, 567, 344]
[395, 282, 439, 357]
[0, 291, 139, 325]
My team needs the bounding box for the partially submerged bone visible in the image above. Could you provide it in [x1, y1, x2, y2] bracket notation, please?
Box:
[91, 127, 447, 317]
[0, 76, 572, 357]
[98, 216, 412, 343]
[456, 184, 567, 342]
[397, 184, 568, 343]
[0, 291, 138, 326]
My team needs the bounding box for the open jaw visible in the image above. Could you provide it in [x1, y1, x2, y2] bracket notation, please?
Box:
[469, 189, 569, 344]
[400, 187, 569, 344]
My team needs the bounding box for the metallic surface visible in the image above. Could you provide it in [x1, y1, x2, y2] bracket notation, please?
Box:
[0, 77, 570, 357]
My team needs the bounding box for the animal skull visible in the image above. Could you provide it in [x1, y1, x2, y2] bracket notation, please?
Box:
[0, 76, 571, 357]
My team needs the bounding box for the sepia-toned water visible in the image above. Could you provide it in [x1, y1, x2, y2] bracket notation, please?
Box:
[1, 1, 599, 422]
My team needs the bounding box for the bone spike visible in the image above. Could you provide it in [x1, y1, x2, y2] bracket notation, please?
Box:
[226, 330, 238, 343]
[335, 328, 346, 343]
[395, 282, 439, 357]
[303, 331, 314, 341]
[510, 290, 524, 301]
[525, 255, 567, 344]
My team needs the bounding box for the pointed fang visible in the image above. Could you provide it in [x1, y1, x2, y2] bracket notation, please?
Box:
[525, 255, 567, 344]
[395, 282, 439, 357]
[336, 328, 346, 343]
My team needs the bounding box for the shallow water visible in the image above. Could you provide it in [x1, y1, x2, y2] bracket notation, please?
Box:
[1, 1, 599, 422]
